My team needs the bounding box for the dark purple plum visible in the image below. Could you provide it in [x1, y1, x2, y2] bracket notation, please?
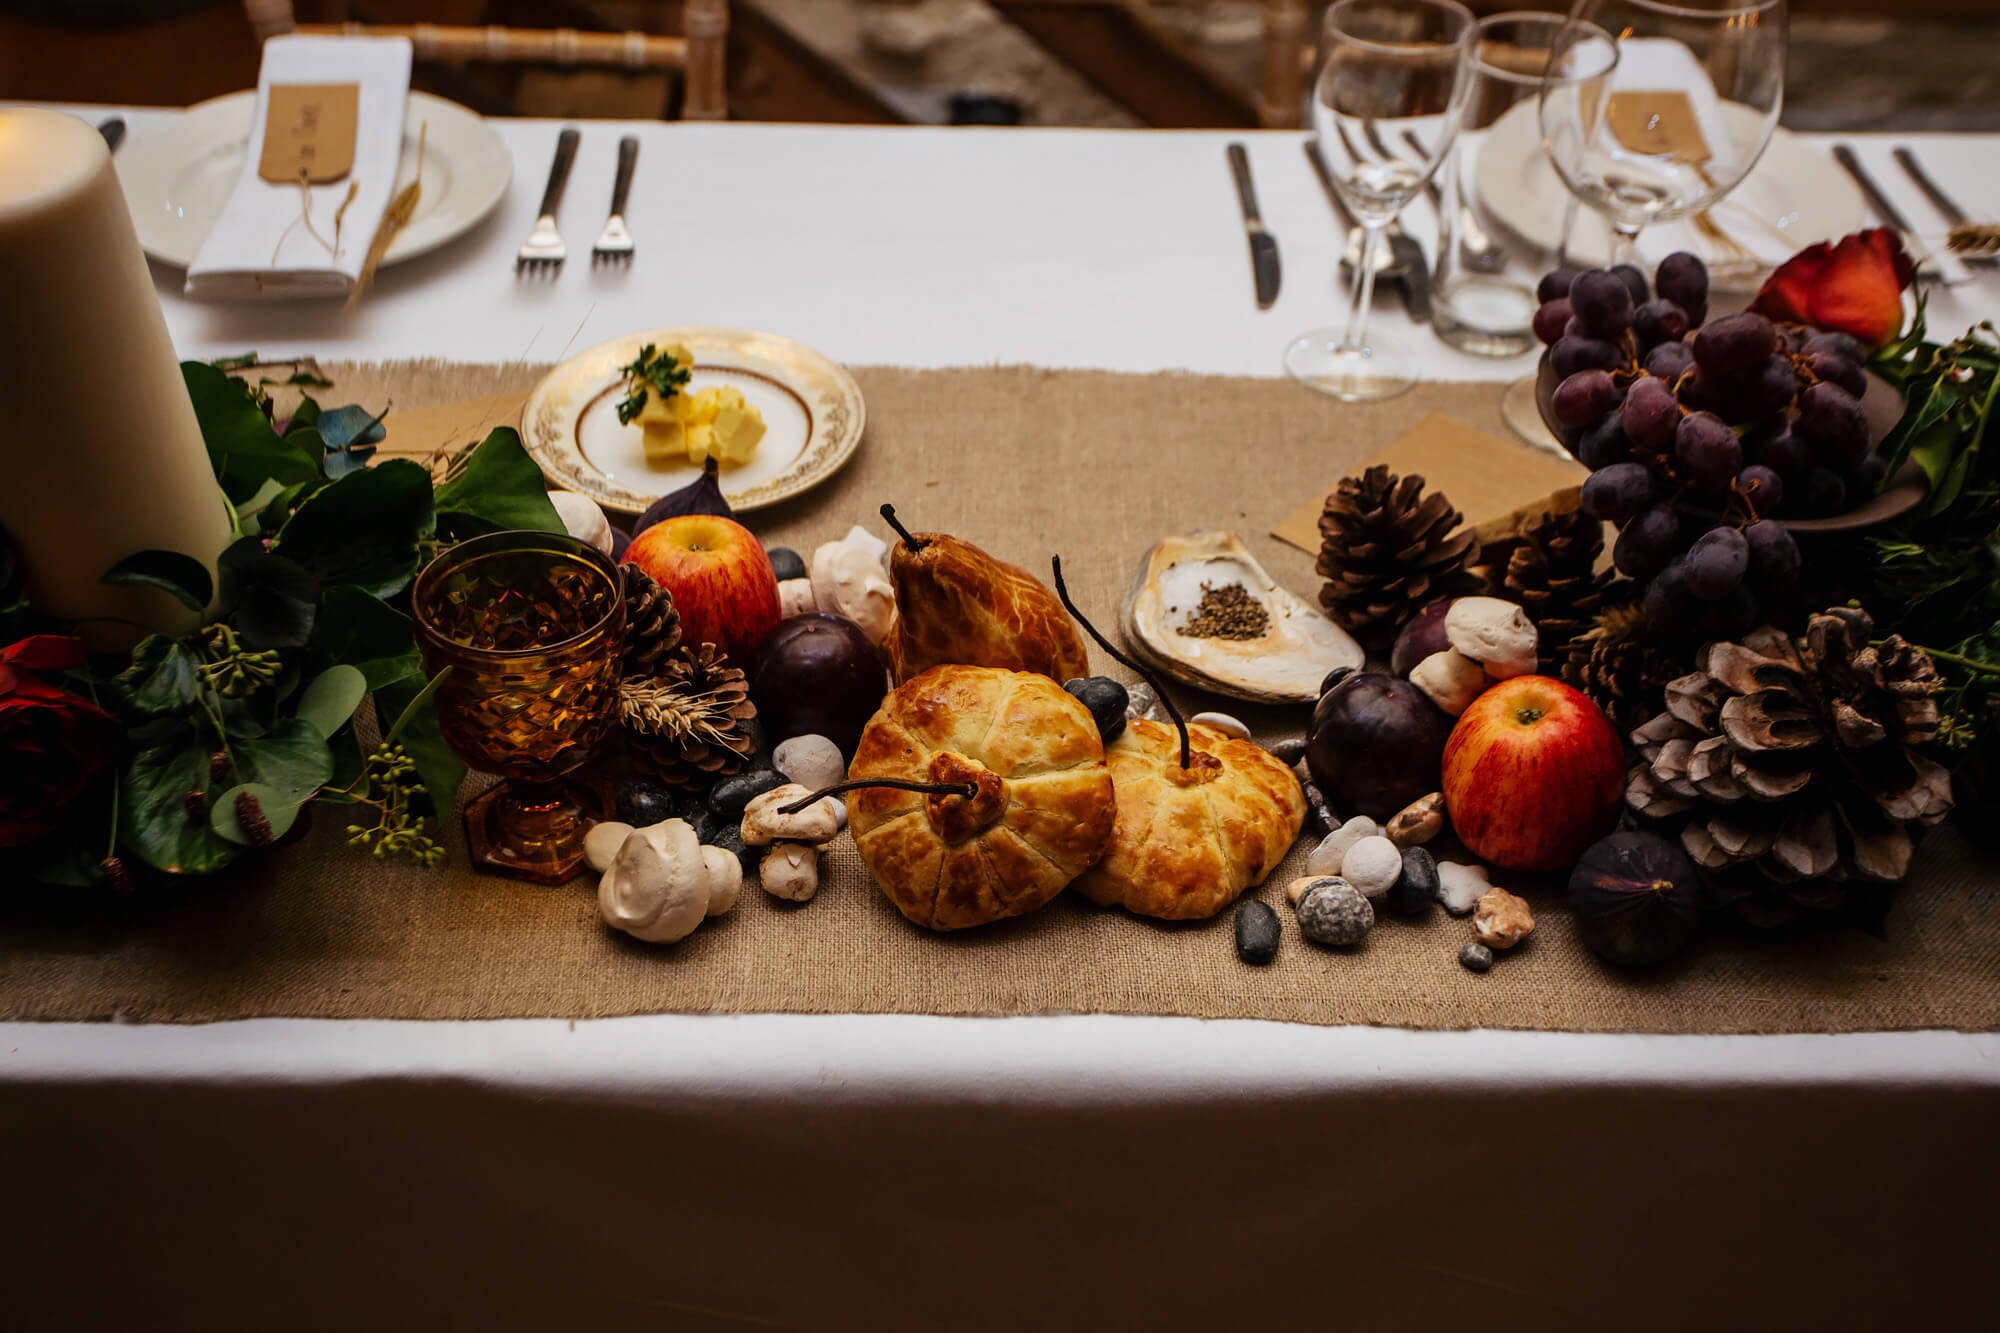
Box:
[748, 613, 889, 754]
[1306, 672, 1451, 822]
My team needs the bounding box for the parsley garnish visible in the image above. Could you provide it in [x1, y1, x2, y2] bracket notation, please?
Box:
[616, 343, 692, 425]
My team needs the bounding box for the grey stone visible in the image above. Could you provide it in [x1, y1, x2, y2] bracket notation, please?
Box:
[1387, 846, 1438, 917]
[1459, 942, 1495, 973]
[1233, 900, 1281, 965]
[1296, 878, 1373, 948]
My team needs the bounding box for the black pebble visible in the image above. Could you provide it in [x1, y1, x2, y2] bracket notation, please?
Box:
[767, 546, 807, 582]
[1459, 942, 1494, 973]
[711, 823, 761, 875]
[1063, 676, 1129, 744]
[1387, 846, 1438, 917]
[708, 769, 789, 817]
[1318, 666, 1355, 697]
[1234, 900, 1281, 965]
[616, 780, 679, 828]
[1301, 782, 1336, 836]
[688, 808, 723, 844]
[1268, 737, 1307, 766]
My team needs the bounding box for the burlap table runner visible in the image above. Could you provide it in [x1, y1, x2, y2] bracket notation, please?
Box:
[2, 364, 1995, 1030]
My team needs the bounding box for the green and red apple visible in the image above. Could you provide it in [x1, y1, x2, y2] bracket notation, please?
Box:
[1442, 675, 1625, 872]
[622, 514, 779, 664]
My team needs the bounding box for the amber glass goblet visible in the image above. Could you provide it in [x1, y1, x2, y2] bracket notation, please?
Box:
[412, 529, 626, 884]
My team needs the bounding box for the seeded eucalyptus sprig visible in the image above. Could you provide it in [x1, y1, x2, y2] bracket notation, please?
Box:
[616, 343, 692, 425]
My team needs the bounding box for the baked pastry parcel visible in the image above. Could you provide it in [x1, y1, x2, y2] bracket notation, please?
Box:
[884, 525, 1091, 686]
[1074, 718, 1306, 920]
[848, 664, 1115, 930]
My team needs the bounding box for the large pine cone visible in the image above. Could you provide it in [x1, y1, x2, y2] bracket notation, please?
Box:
[620, 564, 683, 676]
[619, 643, 757, 789]
[1503, 506, 1610, 675]
[1316, 465, 1480, 652]
[1625, 607, 1954, 926]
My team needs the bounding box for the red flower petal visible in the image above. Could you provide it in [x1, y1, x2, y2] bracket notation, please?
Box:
[0, 634, 87, 674]
[1807, 228, 1913, 346]
[1748, 241, 1832, 326]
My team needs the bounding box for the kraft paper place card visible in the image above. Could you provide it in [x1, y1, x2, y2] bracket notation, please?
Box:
[1272, 412, 1588, 556]
[257, 83, 360, 183]
[1608, 90, 1711, 163]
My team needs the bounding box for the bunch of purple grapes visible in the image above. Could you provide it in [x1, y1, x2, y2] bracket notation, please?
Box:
[1533, 253, 1878, 637]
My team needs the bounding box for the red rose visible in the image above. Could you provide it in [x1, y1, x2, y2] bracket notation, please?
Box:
[0, 635, 119, 848]
[1748, 227, 1915, 347]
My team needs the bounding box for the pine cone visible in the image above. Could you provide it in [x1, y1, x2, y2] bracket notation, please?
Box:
[1625, 607, 1955, 927]
[1503, 506, 1611, 674]
[1563, 593, 1684, 732]
[1316, 465, 1481, 652]
[619, 643, 757, 789]
[619, 564, 682, 676]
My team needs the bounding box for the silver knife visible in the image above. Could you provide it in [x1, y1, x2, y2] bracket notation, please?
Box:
[97, 117, 125, 154]
[1226, 143, 1282, 309]
[1892, 146, 1996, 269]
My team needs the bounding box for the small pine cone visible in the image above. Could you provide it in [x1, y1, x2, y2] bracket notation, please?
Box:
[235, 790, 274, 848]
[1502, 504, 1613, 674]
[99, 856, 136, 896]
[1564, 597, 1684, 733]
[620, 644, 759, 789]
[619, 564, 683, 676]
[1316, 465, 1481, 652]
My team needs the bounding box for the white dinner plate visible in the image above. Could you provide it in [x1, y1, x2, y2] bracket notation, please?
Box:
[116, 90, 512, 269]
[522, 328, 866, 515]
[1474, 101, 1865, 287]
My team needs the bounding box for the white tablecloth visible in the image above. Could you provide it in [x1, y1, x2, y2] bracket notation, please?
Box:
[5, 107, 2000, 1331]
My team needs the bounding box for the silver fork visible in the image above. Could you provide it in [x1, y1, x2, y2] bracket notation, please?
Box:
[516, 127, 580, 276]
[592, 136, 640, 268]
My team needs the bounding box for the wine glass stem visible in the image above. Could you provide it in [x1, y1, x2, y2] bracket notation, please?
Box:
[1610, 221, 1644, 268]
[1341, 220, 1387, 353]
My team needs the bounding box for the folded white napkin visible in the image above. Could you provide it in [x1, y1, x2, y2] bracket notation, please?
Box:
[185, 35, 411, 301]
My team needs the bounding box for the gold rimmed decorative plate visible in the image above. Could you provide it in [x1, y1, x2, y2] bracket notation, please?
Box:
[522, 328, 865, 515]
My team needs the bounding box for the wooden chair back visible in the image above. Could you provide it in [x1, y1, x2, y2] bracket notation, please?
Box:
[241, 0, 729, 120]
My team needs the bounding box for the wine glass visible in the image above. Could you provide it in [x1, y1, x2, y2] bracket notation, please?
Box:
[1285, 0, 1474, 402]
[1539, 0, 1788, 265]
[412, 530, 626, 884]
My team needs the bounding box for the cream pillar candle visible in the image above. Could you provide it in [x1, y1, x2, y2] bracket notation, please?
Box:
[0, 108, 231, 647]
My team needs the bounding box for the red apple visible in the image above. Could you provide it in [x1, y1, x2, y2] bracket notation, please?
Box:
[622, 514, 780, 663]
[1442, 675, 1625, 873]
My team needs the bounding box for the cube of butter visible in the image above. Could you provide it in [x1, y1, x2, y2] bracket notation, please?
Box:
[642, 417, 685, 463]
[685, 423, 717, 464]
[710, 392, 766, 465]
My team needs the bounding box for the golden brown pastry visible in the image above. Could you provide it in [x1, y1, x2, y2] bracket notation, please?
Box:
[880, 512, 1090, 686]
[1073, 719, 1306, 920]
[848, 664, 1115, 930]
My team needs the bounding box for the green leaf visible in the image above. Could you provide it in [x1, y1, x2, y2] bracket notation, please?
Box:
[184, 361, 321, 503]
[234, 718, 336, 805]
[296, 664, 367, 738]
[119, 725, 235, 876]
[234, 476, 288, 527]
[111, 635, 200, 717]
[284, 396, 322, 435]
[432, 427, 564, 540]
[383, 665, 452, 744]
[373, 669, 464, 816]
[210, 782, 301, 846]
[310, 587, 421, 689]
[274, 458, 435, 598]
[217, 535, 319, 650]
[101, 549, 213, 614]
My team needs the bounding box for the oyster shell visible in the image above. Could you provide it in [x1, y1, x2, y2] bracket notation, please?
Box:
[1120, 531, 1362, 704]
